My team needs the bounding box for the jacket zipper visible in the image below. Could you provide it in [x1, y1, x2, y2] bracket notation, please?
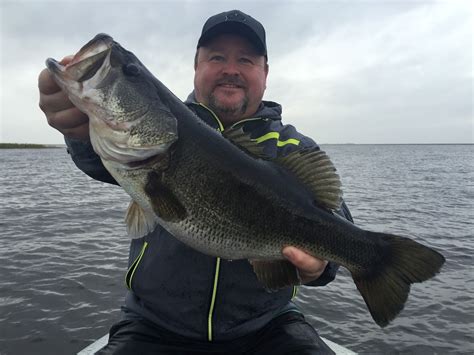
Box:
[207, 257, 221, 341]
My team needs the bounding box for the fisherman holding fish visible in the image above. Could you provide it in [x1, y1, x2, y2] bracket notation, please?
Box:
[38, 9, 444, 355]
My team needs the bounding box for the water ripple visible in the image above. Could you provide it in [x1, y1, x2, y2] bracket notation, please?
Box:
[1, 146, 473, 354]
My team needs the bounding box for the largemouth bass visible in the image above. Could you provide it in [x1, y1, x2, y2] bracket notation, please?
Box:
[46, 34, 445, 327]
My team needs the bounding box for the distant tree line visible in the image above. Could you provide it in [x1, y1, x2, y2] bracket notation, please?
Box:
[0, 143, 54, 149]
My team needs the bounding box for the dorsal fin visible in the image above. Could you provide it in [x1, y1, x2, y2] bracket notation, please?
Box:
[223, 127, 343, 211]
[222, 126, 268, 158]
[276, 148, 343, 210]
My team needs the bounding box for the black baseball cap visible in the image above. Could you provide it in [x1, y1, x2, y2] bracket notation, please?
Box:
[197, 10, 267, 57]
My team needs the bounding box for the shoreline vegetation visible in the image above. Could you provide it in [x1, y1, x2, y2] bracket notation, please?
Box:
[0, 143, 65, 149]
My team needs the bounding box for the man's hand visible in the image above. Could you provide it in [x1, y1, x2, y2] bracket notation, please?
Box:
[38, 56, 90, 140]
[282, 246, 328, 284]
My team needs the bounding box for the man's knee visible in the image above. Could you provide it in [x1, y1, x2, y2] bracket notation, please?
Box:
[252, 312, 335, 355]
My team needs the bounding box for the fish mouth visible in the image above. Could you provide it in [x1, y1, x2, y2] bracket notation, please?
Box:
[46, 33, 114, 82]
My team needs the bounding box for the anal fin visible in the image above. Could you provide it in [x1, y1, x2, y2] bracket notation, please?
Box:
[250, 259, 301, 290]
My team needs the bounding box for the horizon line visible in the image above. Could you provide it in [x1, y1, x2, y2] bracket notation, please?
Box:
[1, 142, 473, 147]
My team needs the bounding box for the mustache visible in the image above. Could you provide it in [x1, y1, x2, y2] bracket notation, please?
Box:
[215, 76, 246, 88]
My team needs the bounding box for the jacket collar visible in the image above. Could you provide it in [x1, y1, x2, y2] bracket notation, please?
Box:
[185, 91, 282, 122]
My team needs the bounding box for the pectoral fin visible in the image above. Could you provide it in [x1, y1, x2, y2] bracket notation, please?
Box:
[144, 171, 187, 222]
[250, 259, 301, 290]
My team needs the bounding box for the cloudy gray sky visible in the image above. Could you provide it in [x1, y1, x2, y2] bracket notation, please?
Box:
[1, 0, 472, 144]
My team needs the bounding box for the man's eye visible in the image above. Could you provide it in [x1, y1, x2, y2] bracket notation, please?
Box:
[239, 57, 253, 65]
[210, 55, 225, 62]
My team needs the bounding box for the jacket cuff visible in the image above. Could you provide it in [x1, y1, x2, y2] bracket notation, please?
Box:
[303, 261, 339, 287]
[65, 138, 118, 185]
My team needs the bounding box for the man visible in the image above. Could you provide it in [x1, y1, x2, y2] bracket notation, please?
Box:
[39, 10, 353, 354]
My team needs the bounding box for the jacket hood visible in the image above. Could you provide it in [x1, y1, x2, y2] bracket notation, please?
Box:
[185, 91, 282, 121]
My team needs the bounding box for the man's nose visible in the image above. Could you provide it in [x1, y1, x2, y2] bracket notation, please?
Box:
[221, 60, 240, 75]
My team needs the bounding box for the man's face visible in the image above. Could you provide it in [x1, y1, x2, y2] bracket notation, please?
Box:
[194, 34, 268, 125]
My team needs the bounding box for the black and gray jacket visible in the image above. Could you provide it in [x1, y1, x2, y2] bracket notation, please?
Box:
[65, 95, 353, 341]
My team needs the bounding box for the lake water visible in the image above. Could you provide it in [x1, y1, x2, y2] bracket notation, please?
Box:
[1, 145, 473, 354]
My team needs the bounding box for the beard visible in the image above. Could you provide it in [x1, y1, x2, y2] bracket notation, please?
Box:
[206, 75, 249, 119]
[208, 92, 249, 118]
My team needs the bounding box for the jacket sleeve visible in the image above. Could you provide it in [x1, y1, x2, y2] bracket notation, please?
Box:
[65, 138, 118, 185]
[267, 122, 355, 287]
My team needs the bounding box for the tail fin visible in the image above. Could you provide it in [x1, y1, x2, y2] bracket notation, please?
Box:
[352, 232, 445, 327]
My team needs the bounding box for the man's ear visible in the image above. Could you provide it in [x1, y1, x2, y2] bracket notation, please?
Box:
[264, 63, 269, 90]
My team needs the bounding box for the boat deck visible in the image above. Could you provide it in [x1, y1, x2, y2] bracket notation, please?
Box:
[77, 334, 357, 354]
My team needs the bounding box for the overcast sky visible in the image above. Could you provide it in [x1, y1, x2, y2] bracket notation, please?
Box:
[1, 0, 472, 144]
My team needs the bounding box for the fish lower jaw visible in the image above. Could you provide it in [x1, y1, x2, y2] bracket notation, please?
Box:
[124, 153, 168, 169]
[98, 146, 168, 169]
[90, 131, 170, 169]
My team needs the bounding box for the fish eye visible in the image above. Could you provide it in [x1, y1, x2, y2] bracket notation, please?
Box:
[123, 63, 140, 76]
